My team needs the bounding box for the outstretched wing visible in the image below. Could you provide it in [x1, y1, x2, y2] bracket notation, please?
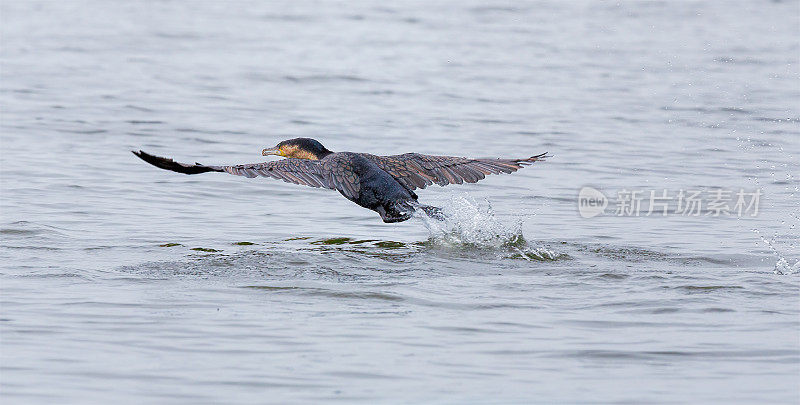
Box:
[319, 153, 361, 201]
[363, 152, 548, 191]
[132, 150, 332, 189]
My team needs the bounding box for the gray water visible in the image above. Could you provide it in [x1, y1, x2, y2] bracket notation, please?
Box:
[1, 1, 799, 403]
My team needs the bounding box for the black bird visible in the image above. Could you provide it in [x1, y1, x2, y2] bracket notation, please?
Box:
[132, 138, 548, 223]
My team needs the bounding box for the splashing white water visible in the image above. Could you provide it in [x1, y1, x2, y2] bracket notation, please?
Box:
[753, 229, 800, 275]
[414, 194, 561, 261]
[738, 138, 799, 275]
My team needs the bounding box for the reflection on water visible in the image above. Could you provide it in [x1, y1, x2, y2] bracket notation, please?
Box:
[1, 0, 799, 403]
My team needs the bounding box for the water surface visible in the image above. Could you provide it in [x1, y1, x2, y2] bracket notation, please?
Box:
[1, 1, 799, 403]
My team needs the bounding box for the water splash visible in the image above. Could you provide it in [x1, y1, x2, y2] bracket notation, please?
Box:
[414, 194, 563, 261]
[753, 229, 799, 275]
[738, 137, 800, 275]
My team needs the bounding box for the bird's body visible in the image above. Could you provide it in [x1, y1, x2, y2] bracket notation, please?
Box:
[133, 138, 548, 223]
[321, 152, 418, 222]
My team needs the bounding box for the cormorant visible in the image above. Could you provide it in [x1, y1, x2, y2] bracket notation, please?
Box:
[132, 138, 548, 223]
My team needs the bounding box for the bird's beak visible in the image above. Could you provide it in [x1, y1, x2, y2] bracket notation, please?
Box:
[262, 147, 283, 157]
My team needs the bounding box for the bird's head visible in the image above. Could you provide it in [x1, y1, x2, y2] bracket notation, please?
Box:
[262, 138, 332, 160]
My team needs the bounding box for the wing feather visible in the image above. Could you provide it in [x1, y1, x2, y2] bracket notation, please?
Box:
[133, 150, 334, 190]
[362, 152, 548, 190]
[319, 153, 362, 201]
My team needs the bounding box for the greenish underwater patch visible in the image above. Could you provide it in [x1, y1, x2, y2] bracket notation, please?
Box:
[348, 239, 380, 244]
[190, 247, 221, 253]
[374, 241, 406, 249]
[312, 237, 352, 245]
